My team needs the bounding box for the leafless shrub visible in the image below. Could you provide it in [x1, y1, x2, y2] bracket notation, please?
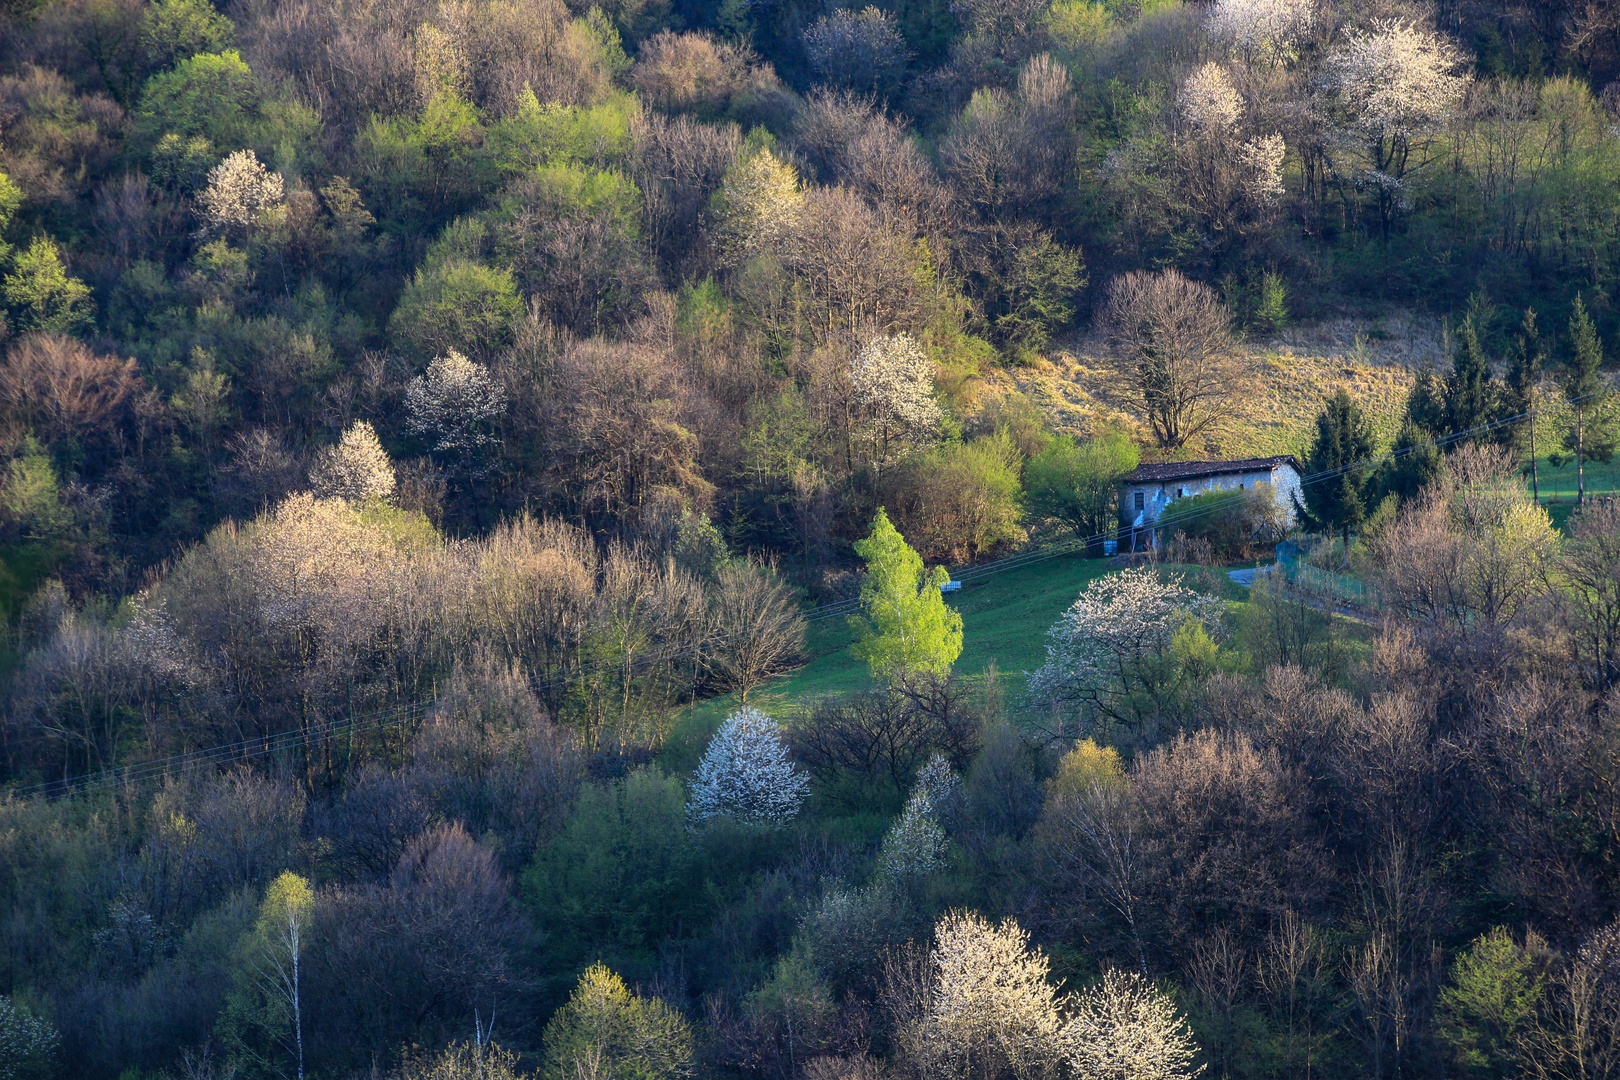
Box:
[631, 30, 789, 121]
[0, 334, 141, 443]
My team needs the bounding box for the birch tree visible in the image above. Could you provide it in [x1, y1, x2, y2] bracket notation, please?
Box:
[850, 508, 962, 680]
[222, 870, 315, 1080]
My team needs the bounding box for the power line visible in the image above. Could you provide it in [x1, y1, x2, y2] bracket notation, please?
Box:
[13, 391, 1599, 800]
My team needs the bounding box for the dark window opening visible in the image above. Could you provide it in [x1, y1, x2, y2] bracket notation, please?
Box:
[1134, 491, 1145, 511]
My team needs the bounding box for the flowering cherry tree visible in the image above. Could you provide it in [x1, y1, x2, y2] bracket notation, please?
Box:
[309, 420, 395, 504]
[689, 706, 809, 826]
[876, 754, 957, 881]
[404, 350, 508, 471]
[708, 148, 803, 268]
[1175, 64, 1286, 227]
[1063, 969, 1204, 1080]
[197, 150, 284, 235]
[1205, 0, 1313, 65]
[1178, 63, 1242, 132]
[849, 333, 942, 469]
[1029, 567, 1225, 732]
[1323, 19, 1468, 234]
[901, 911, 1066, 1080]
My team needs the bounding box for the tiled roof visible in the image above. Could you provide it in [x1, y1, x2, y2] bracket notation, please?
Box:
[1121, 455, 1301, 484]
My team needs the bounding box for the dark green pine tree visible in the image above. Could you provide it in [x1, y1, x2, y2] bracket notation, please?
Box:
[1301, 389, 1375, 564]
[1445, 317, 1494, 442]
[1377, 419, 1444, 504]
[1405, 364, 1449, 436]
[1505, 307, 1544, 502]
[1563, 294, 1617, 505]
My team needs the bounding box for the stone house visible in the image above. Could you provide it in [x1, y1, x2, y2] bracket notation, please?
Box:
[1119, 456, 1303, 551]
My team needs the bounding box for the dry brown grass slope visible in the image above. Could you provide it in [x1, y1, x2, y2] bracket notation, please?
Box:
[978, 313, 1442, 461]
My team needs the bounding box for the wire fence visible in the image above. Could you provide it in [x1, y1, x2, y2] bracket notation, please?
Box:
[1274, 540, 1385, 610]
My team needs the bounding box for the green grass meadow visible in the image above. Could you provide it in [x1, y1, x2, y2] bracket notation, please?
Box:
[659, 554, 1246, 773]
[1530, 454, 1619, 530]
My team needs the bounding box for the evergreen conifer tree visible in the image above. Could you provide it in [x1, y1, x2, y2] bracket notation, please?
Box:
[1405, 365, 1448, 436]
[1506, 307, 1544, 502]
[1300, 389, 1374, 562]
[1377, 419, 1443, 504]
[1446, 317, 1494, 441]
[1561, 295, 1617, 505]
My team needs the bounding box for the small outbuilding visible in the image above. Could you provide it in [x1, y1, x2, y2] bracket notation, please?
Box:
[1119, 455, 1303, 551]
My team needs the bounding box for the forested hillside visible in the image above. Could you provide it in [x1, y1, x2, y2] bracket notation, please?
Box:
[0, 0, 1619, 1074]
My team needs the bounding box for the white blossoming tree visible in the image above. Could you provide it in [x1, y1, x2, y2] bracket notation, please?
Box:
[899, 911, 1066, 1080]
[309, 420, 395, 504]
[1205, 0, 1313, 66]
[849, 333, 942, 471]
[1028, 567, 1225, 734]
[1238, 132, 1286, 202]
[1323, 19, 1468, 234]
[1063, 969, 1204, 1080]
[404, 349, 508, 472]
[707, 148, 803, 268]
[876, 754, 957, 882]
[197, 149, 284, 235]
[1173, 64, 1286, 235]
[803, 7, 909, 95]
[0, 995, 59, 1080]
[1178, 63, 1242, 132]
[689, 706, 810, 826]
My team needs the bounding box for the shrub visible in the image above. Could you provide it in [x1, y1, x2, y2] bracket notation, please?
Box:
[1157, 482, 1289, 559]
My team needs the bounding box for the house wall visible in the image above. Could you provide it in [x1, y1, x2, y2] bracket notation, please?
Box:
[1119, 465, 1302, 549]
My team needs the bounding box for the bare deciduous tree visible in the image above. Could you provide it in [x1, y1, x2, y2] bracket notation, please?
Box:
[629, 110, 741, 275]
[1100, 270, 1239, 451]
[702, 559, 805, 701]
[1561, 498, 1620, 692]
[802, 8, 908, 96]
[0, 333, 141, 443]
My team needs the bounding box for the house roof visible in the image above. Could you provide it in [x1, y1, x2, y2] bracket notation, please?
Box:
[1121, 455, 1301, 484]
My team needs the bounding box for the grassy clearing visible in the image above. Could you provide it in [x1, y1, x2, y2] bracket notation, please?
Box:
[660, 555, 1254, 774]
[661, 552, 1119, 772]
[996, 332, 1417, 464]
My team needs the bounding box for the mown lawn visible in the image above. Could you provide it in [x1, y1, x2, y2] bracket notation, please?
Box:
[1530, 455, 1619, 531]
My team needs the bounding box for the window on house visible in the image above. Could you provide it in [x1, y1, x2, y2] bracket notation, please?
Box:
[1134, 491, 1145, 511]
[1176, 487, 1184, 499]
